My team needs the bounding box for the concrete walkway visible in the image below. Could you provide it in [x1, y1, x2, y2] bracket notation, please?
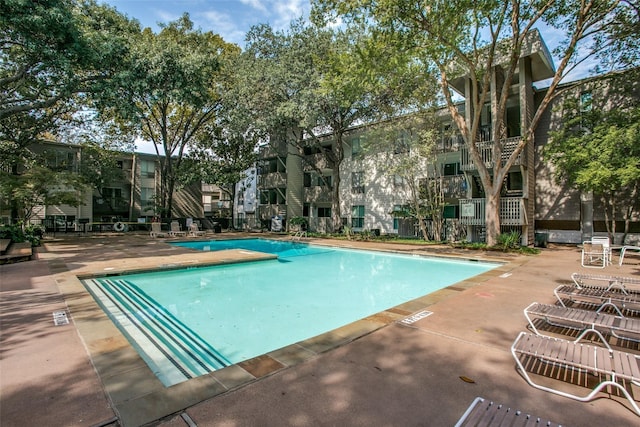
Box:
[1, 233, 639, 426]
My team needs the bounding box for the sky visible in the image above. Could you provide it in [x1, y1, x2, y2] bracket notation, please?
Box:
[100, 0, 311, 47]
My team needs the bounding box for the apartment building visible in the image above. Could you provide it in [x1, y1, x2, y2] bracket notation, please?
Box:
[252, 32, 640, 245]
[1, 142, 218, 232]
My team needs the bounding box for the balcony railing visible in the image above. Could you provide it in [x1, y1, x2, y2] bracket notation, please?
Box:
[460, 136, 524, 171]
[304, 186, 333, 203]
[258, 172, 287, 188]
[439, 175, 467, 199]
[303, 153, 331, 171]
[459, 197, 527, 226]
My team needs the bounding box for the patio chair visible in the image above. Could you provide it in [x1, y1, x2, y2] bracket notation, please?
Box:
[581, 241, 607, 268]
[554, 274, 640, 316]
[150, 222, 166, 238]
[591, 236, 612, 265]
[511, 332, 640, 416]
[169, 221, 187, 237]
[524, 302, 640, 350]
[189, 223, 206, 237]
[454, 396, 562, 427]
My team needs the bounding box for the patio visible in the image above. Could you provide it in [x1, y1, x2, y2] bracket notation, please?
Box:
[1, 233, 639, 426]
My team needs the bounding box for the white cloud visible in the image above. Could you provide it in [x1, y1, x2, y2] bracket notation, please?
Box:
[239, 0, 268, 14]
[198, 10, 246, 45]
[271, 0, 309, 29]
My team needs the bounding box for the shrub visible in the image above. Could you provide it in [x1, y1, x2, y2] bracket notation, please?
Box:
[497, 231, 521, 251]
[0, 223, 44, 247]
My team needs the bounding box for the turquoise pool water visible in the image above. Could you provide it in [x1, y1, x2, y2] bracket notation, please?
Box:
[85, 239, 497, 386]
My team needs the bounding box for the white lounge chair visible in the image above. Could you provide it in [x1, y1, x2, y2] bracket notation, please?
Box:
[169, 221, 187, 237]
[189, 223, 206, 237]
[554, 273, 640, 315]
[572, 272, 640, 293]
[524, 302, 640, 350]
[511, 332, 640, 416]
[150, 222, 166, 238]
[454, 396, 562, 427]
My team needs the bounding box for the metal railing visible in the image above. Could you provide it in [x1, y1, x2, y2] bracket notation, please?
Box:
[304, 187, 333, 203]
[459, 197, 527, 226]
[258, 172, 287, 188]
[460, 136, 524, 171]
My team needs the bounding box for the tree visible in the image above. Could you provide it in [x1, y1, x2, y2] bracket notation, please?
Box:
[313, 0, 638, 245]
[544, 78, 640, 244]
[78, 143, 125, 215]
[238, 21, 403, 231]
[1, 1, 139, 223]
[0, 0, 139, 122]
[186, 119, 259, 227]
[100, 15, 240, 218]
[364, 113, 446, 240]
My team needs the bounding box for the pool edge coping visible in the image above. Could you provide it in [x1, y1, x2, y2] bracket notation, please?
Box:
[53, 240, 521, 427]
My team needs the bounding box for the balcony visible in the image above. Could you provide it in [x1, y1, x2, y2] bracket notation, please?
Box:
[258, 143, 286, 159]
[437, 135, 464, 153]
[460, 136, 524, 171]
[439, 175, 467, 199]
[459, 197, 527, 226]
[303, 153, 332, 171]
[304, 186, 333, 203]
[258, 172, 287, 188]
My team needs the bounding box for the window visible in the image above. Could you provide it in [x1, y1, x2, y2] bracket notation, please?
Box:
[443, 162, 461, 176]
[393, 174, 406, 186]
[351, 205, 364, 228]
[140, 160, 155, 178]
[203, 195, 212, 212]
[46, 150, 75, 172]
[352, 171, 365, 194]
[393, 131, 410, 154]
[102, 187, 124, 209]
[141, 187, 155, 208]
[318, 175, 332, 187]
[260, 189, 285, 205]
[318, 207, 331, 217]
[392, 204, 404, 230]
[351, 137, 362, 158]
[580, 91, 592, 112]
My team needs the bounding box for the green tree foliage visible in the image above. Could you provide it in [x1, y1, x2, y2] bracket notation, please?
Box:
[1, 0, 138, 223]
[78, 143, 125, 214]
[0, 0, 139, 122]
[0, 163, 86, 222]
[313, 0, 637, 245]
[100, 14, 240, 218]
[545, 84, 640, 243]
[185, 118, 259, 225]
[363, 113, 444, 240]
[236, 21, 405, 230]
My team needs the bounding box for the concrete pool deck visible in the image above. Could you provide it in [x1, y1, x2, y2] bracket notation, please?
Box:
[1, 232, 639, 426]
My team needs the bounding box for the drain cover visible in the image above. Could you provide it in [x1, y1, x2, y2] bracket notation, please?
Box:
[53, 310, 69, 326]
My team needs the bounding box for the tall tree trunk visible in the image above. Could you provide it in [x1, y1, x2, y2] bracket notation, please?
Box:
[331, 169, 341, 232]
[331, 132, 345, 232]
[485, 190, 501, 246]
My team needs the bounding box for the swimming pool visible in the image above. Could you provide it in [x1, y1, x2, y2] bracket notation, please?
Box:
[84, 239, 498, 386]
